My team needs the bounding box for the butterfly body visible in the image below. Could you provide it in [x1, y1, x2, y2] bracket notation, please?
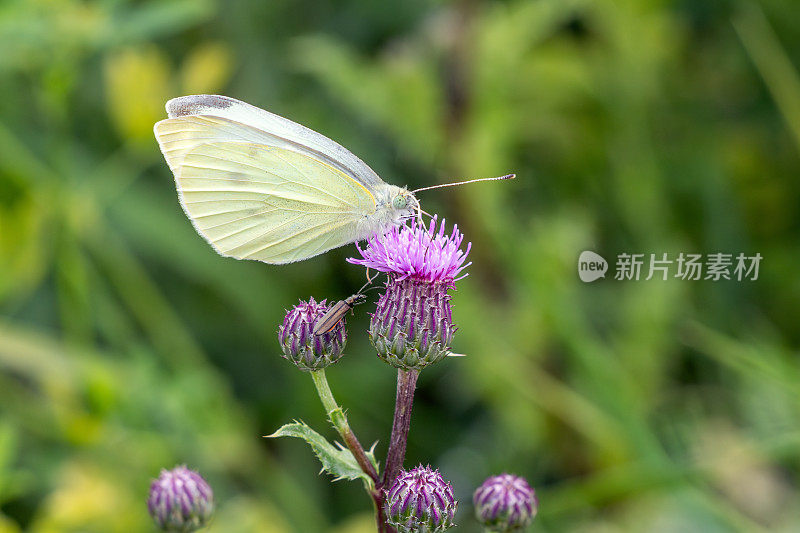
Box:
[358, 183, 418, 239]
[154, 94, 418, 264]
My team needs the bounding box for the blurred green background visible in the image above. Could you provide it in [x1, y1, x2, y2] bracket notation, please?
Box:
[1, 0, 799, 531]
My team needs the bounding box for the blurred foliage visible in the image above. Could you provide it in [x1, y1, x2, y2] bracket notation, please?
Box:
[1, 0, 799, 531]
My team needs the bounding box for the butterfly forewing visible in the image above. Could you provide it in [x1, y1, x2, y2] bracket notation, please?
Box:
[159, 94, 385, 189]
[177, 141, 376, 264]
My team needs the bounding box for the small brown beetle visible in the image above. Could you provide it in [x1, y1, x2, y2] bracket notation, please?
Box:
[313, 292, 367, 335]
[313, 270, 377, 336]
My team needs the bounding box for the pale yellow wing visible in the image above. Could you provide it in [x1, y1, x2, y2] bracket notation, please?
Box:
[155, 115, 271, 176]
[175, 141, 376, 264]
[153, 95, 385, 188]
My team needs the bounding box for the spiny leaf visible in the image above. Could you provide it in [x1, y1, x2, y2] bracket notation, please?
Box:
[266, 421, 375, 486]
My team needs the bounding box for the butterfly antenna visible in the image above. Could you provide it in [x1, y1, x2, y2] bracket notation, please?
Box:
[411, 174, 515, 194]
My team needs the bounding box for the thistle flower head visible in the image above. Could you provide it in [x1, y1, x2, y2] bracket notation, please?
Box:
[384, 465, 457, 533]
[278, 297, 346, 371]
[350, 218, 469, 370]
[147, 465, 214, 532]
[348, 217, 471, 282]
[473, 474, 537, 532]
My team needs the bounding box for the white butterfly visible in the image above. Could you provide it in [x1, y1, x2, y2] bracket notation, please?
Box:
[153, 94, 419, 264]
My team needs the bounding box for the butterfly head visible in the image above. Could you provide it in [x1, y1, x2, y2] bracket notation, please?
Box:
[390, 188, 419, 221]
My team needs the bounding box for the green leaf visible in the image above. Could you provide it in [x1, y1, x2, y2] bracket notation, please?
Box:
[266, 421, 376, 486]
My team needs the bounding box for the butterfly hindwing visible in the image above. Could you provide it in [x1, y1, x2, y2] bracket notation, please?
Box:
[176, 141, 376, 264]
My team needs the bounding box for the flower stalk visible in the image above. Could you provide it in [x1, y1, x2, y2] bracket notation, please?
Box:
[310, 369, 379, 486]
[381, 369, 419, 491]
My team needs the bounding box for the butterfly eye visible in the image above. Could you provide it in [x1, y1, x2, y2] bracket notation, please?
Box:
[392, 195, 408, 209]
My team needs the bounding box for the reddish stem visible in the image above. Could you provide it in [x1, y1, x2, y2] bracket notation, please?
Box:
[380, 369, 419, 491]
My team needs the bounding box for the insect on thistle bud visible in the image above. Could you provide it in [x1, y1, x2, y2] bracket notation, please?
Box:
[147, 465, 214, 532]
[384, 465, 458, 533]
[473, 474, 537, 532]
[313, 292, 367, 335]
[278, 297, 346, 371]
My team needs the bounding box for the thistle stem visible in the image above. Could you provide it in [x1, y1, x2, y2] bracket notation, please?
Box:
[310, 369, 379, 486]
[380, 369, 419, 491]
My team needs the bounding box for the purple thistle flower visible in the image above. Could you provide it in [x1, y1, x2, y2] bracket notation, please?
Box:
[278, 297, 347, 371]
[348, 217, 471, 283]
[473, 474, 537, 532]
[384, 465, 457, 532]
[147, 465, 214, 532]
[348, 218, 469, 370]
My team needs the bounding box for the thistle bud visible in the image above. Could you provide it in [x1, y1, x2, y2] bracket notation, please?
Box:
[384, 465, 457, 533]
[348, 218, 470, 371]
[147, 465, 214, 532]
[473, 474, 537, 532]
[369, 277, 454, 369]
[278, 297, 346, 371]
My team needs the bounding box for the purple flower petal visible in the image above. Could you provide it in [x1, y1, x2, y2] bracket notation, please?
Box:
[348, 217, 470, 283]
